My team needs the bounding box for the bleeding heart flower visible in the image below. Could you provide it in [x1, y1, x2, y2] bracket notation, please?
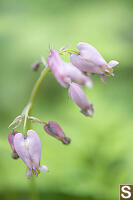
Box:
[14, 130, 48, 178]
[70, 42, 119, 79]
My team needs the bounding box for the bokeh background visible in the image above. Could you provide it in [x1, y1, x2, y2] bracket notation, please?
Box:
[0, 0, 133, 199]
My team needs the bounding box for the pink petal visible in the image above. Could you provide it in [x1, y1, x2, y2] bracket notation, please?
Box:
[64, 63, 92, 87]
[14, 133, 32, 169]
[48, 50, 68, 87]
[8, 132, 18, 153]
[78, 42, 107, 69]
[68, 82, 94, 116]
[77, 42, 106, 67]
[27, 130, 41, 169]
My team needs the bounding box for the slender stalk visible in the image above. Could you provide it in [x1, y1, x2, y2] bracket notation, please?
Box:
[59, 49, 79, 55]
[29, 67, 50, 106]
[23, 67, 50, 133]
[29, 175, 38, 200]
[23, 103, 31, 134]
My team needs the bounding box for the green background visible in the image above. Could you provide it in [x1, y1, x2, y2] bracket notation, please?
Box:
[0, 0, 133, 199]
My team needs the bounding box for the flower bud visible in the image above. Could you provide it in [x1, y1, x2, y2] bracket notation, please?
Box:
[32, 61, 40, 71]
[44, 121, 71, 145]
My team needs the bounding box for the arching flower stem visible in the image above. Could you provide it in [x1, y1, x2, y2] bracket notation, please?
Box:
[23, 49, 80, 134]
[23, 67, 50, 134]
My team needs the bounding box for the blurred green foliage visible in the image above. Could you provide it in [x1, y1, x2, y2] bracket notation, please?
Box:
[0, 0, 133, 200]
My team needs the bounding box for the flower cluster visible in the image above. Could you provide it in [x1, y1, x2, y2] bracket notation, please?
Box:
[8, 121, 70, 178]
[48, 42, 118, 116]
[8, 42, 119, 178]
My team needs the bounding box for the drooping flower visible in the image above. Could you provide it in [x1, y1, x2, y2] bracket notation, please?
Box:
[70, 42, 119, 78]
[8, 131, 19, 159]
[14, 129, 48, 178]
[44, 121, 71, 144]
[48, 49, 93, 88]
[68, 82, 94, 117]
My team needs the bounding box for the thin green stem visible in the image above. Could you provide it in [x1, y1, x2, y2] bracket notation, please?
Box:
[29, 67, 50, 107]
[23, 66, 50, 133]
[29, 175, 38, 200]
[59, 49, 79, 55]
[23, 103, 31, 134]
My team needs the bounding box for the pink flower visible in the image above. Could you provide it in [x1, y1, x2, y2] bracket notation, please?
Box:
[14, 130, 48, 178]
[68, 82, 94, 117]
[48, 49, 93, 88]
[70, 42, 119, 78]
[8, 131, 19, 159]
[44, 121, 71, 144]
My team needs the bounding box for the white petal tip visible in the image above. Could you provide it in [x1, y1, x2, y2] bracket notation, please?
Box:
[108, 60, 119, 67]
[39, 165, 48, 172]
[85, 80, 93, 88]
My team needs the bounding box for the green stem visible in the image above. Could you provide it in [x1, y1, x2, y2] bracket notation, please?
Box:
[23, 103, 31, 134]
[59, 49, 79, 55]
[29, 67, 50, 106]
[29, 175, 38, 200]
[23, 66, 50, 133]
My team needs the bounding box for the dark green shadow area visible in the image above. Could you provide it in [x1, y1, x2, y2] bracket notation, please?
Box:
[0, 191, 94, 200]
